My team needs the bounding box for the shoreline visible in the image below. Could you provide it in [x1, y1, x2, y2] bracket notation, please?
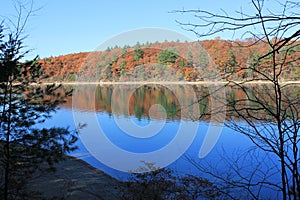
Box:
[30, 154, 123, 199]
[39, 80, 300, 85]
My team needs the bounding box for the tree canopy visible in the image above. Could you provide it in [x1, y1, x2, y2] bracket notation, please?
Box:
[0, 18, 78, 200]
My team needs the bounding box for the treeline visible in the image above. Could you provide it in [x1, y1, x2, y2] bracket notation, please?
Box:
[39, 38, 300, 81]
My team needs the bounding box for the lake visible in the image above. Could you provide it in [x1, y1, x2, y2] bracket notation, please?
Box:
[41, 83, 299, 199]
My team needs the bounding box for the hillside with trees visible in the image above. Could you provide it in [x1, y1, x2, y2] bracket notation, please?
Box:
[39, 39, 300, 82]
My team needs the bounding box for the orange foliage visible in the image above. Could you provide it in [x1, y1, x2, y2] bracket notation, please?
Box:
[39, 39, 300, 81]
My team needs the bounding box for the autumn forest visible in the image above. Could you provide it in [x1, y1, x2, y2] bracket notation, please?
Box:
[39, 38, 300, 82]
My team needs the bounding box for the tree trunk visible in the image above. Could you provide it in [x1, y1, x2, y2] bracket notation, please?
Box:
[4, 79, 13, 200]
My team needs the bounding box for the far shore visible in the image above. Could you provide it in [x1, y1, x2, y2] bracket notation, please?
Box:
[38, 80, 300, 85]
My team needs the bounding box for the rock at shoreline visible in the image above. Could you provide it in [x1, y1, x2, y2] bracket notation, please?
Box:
[29, 156, 123, 199]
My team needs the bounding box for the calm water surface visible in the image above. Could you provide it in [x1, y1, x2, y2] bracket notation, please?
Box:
[41, 83, 296, 198]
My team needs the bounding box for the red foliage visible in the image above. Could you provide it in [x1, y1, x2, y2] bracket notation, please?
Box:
[39, 39, 300, 81]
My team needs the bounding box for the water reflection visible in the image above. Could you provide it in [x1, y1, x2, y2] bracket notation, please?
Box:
[73, 85, 182, 118]
[72, 83, 202, 172]
[63, 83, 300, 121]
[66, 84, 209, 121]
[51, 83, 300, 199]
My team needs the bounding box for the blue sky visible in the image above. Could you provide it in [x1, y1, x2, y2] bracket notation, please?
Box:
[1, 0, 260, 59]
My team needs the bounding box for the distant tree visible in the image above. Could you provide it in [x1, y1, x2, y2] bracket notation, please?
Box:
[145, 41, 151, 48]
[187, 49, 193, 67]
[178, 59, 188, 68]
[0, 9, 78, 200]
[121, 46, 128, 57]
[197, 47, 209, 68]
[227, 49, 237, 73]
[112, 53, 118, 62]
[133, 43, 144, 61]
[103, 63, 113, 80]
[120, 60, 127, 76]
[157, 49, 179, 65]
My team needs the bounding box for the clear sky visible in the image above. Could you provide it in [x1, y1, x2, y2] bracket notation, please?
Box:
[1, 0, 263, 59]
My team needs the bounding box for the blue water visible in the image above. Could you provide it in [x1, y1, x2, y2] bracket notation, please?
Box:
[40, 107, 281, 199]
[33, 81, 292, 199]
[43, 108, 251, 175]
